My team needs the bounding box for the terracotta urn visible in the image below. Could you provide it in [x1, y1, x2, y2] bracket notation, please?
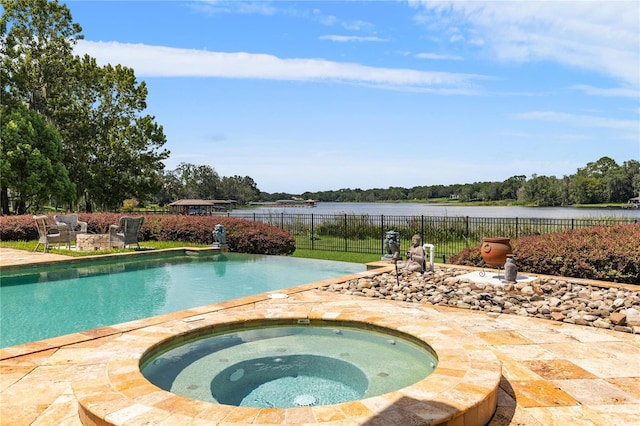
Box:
[481, 237, 513, 267]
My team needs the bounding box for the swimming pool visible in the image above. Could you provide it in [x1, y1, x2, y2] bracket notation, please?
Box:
[0, 252, 364, 348]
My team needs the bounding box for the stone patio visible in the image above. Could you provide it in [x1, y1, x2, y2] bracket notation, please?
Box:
[0, 247, 638, 425]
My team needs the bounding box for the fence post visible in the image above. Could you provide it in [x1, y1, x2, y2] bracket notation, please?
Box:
[381, 215, 385, 255]
[344, 214, 348, 252]
[465, 216, 469, 238]
[311, 214, 315, 251]
[421, 215, 424, 245]
[515, 217, 519, 239]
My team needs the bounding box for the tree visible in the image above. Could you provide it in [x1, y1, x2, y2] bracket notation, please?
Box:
[569, 157, 618, 204]
[0, 104, 75, 214]
[84, 63, 168, 211]
[407, 186, 433, 200]
[622, 160, 640, 200]
[219, 175, 260, 205]
[1, 0, 81, 116]
[155, 170, 182, 206]
[501, 175, 526, 200]
[2, 0, 169, 212]
[172, 163, 220, 199]
[518, 174, 563, 206]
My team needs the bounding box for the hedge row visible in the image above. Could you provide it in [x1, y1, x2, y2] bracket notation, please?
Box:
[0, 214, 296, 256]
[448, 223, 640, 284]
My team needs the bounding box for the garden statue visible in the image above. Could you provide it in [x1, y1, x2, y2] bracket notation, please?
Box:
[383, 230, 400, 260]
[397, 234, 426, 272]
[503, 255, 518, 283]
[212, 224, 227, 247]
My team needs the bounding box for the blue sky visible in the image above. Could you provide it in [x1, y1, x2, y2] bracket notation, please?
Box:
[65, 0, 639, 194]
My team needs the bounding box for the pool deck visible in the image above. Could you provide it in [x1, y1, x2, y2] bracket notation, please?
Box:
[1, 247, 639, 425]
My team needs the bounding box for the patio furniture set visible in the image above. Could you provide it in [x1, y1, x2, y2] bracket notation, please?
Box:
[33, 214, 144, 253]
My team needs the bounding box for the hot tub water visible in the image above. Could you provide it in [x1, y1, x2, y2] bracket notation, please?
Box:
[141, 321, 438, 408]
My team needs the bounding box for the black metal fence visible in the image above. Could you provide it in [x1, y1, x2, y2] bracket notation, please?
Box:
[228, 212, 638, 262]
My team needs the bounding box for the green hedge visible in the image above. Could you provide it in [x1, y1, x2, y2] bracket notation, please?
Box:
[0, 214, 296, 256]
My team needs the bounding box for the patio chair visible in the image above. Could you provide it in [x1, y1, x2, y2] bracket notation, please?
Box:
[54, 213, 88, 240]
[109, 216, 144, 249]
[33, 215, 71, 253]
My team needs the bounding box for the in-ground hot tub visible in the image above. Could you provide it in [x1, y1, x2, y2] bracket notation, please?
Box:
[72, 299, 502, 425]
[140, 319, 438, 408]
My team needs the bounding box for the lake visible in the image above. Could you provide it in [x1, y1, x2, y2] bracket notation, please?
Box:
[233, 202, 640, 219]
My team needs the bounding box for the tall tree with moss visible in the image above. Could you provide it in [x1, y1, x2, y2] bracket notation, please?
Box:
[2, 0, 169, 212]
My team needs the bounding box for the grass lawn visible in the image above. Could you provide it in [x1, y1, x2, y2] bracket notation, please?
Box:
[1, 240, 210, 257]
[291, 249, 380, 264]
[1, 240, 375, 264]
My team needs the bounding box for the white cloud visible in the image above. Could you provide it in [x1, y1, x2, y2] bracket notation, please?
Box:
[319, 35, 387, 42]
[412, 1, 640, 86]
[342, 20, 375, 32]
[75, 40, 487, 90]
[513, 111, 638, 132]
[192, 1, 277, 16]
[415, 52, 463, 60]
[572, 85, 639, 99]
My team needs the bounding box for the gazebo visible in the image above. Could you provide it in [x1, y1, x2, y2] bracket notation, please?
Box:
[169, 199, 235, 215]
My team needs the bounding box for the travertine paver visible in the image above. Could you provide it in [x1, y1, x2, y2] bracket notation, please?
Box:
[1, 247, 639, 425]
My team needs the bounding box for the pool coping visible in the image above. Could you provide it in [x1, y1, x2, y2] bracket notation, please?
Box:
[0, 246, 222, 276]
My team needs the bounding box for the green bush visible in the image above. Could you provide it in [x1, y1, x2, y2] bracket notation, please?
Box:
[449, 223, 640, 284]
[0, 214, 295, 256]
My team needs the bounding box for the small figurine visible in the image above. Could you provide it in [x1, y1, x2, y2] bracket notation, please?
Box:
[397, 234, 426, 272]
[212, 224, 226, 247]
[503, 255, 518, 283]
[382, 230, 400, 261]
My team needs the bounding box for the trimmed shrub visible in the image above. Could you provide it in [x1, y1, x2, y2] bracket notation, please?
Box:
[449, 223, 640, 284]
[0, 214, 295, 256]
[0, 214, 38, 241]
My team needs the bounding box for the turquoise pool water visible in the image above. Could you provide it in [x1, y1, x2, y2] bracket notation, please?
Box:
[0, 253, 364, 348]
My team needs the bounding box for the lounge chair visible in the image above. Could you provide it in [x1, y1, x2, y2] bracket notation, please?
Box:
[33, 215, 71, 252]
[109, 216, 144, 249]
[54, 213, 88, 240]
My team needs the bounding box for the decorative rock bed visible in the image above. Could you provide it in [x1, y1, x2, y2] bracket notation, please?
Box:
[321, 266, 640, 334]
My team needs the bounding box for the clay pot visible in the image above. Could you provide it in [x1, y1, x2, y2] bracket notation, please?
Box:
[481, 237, 512, 267]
